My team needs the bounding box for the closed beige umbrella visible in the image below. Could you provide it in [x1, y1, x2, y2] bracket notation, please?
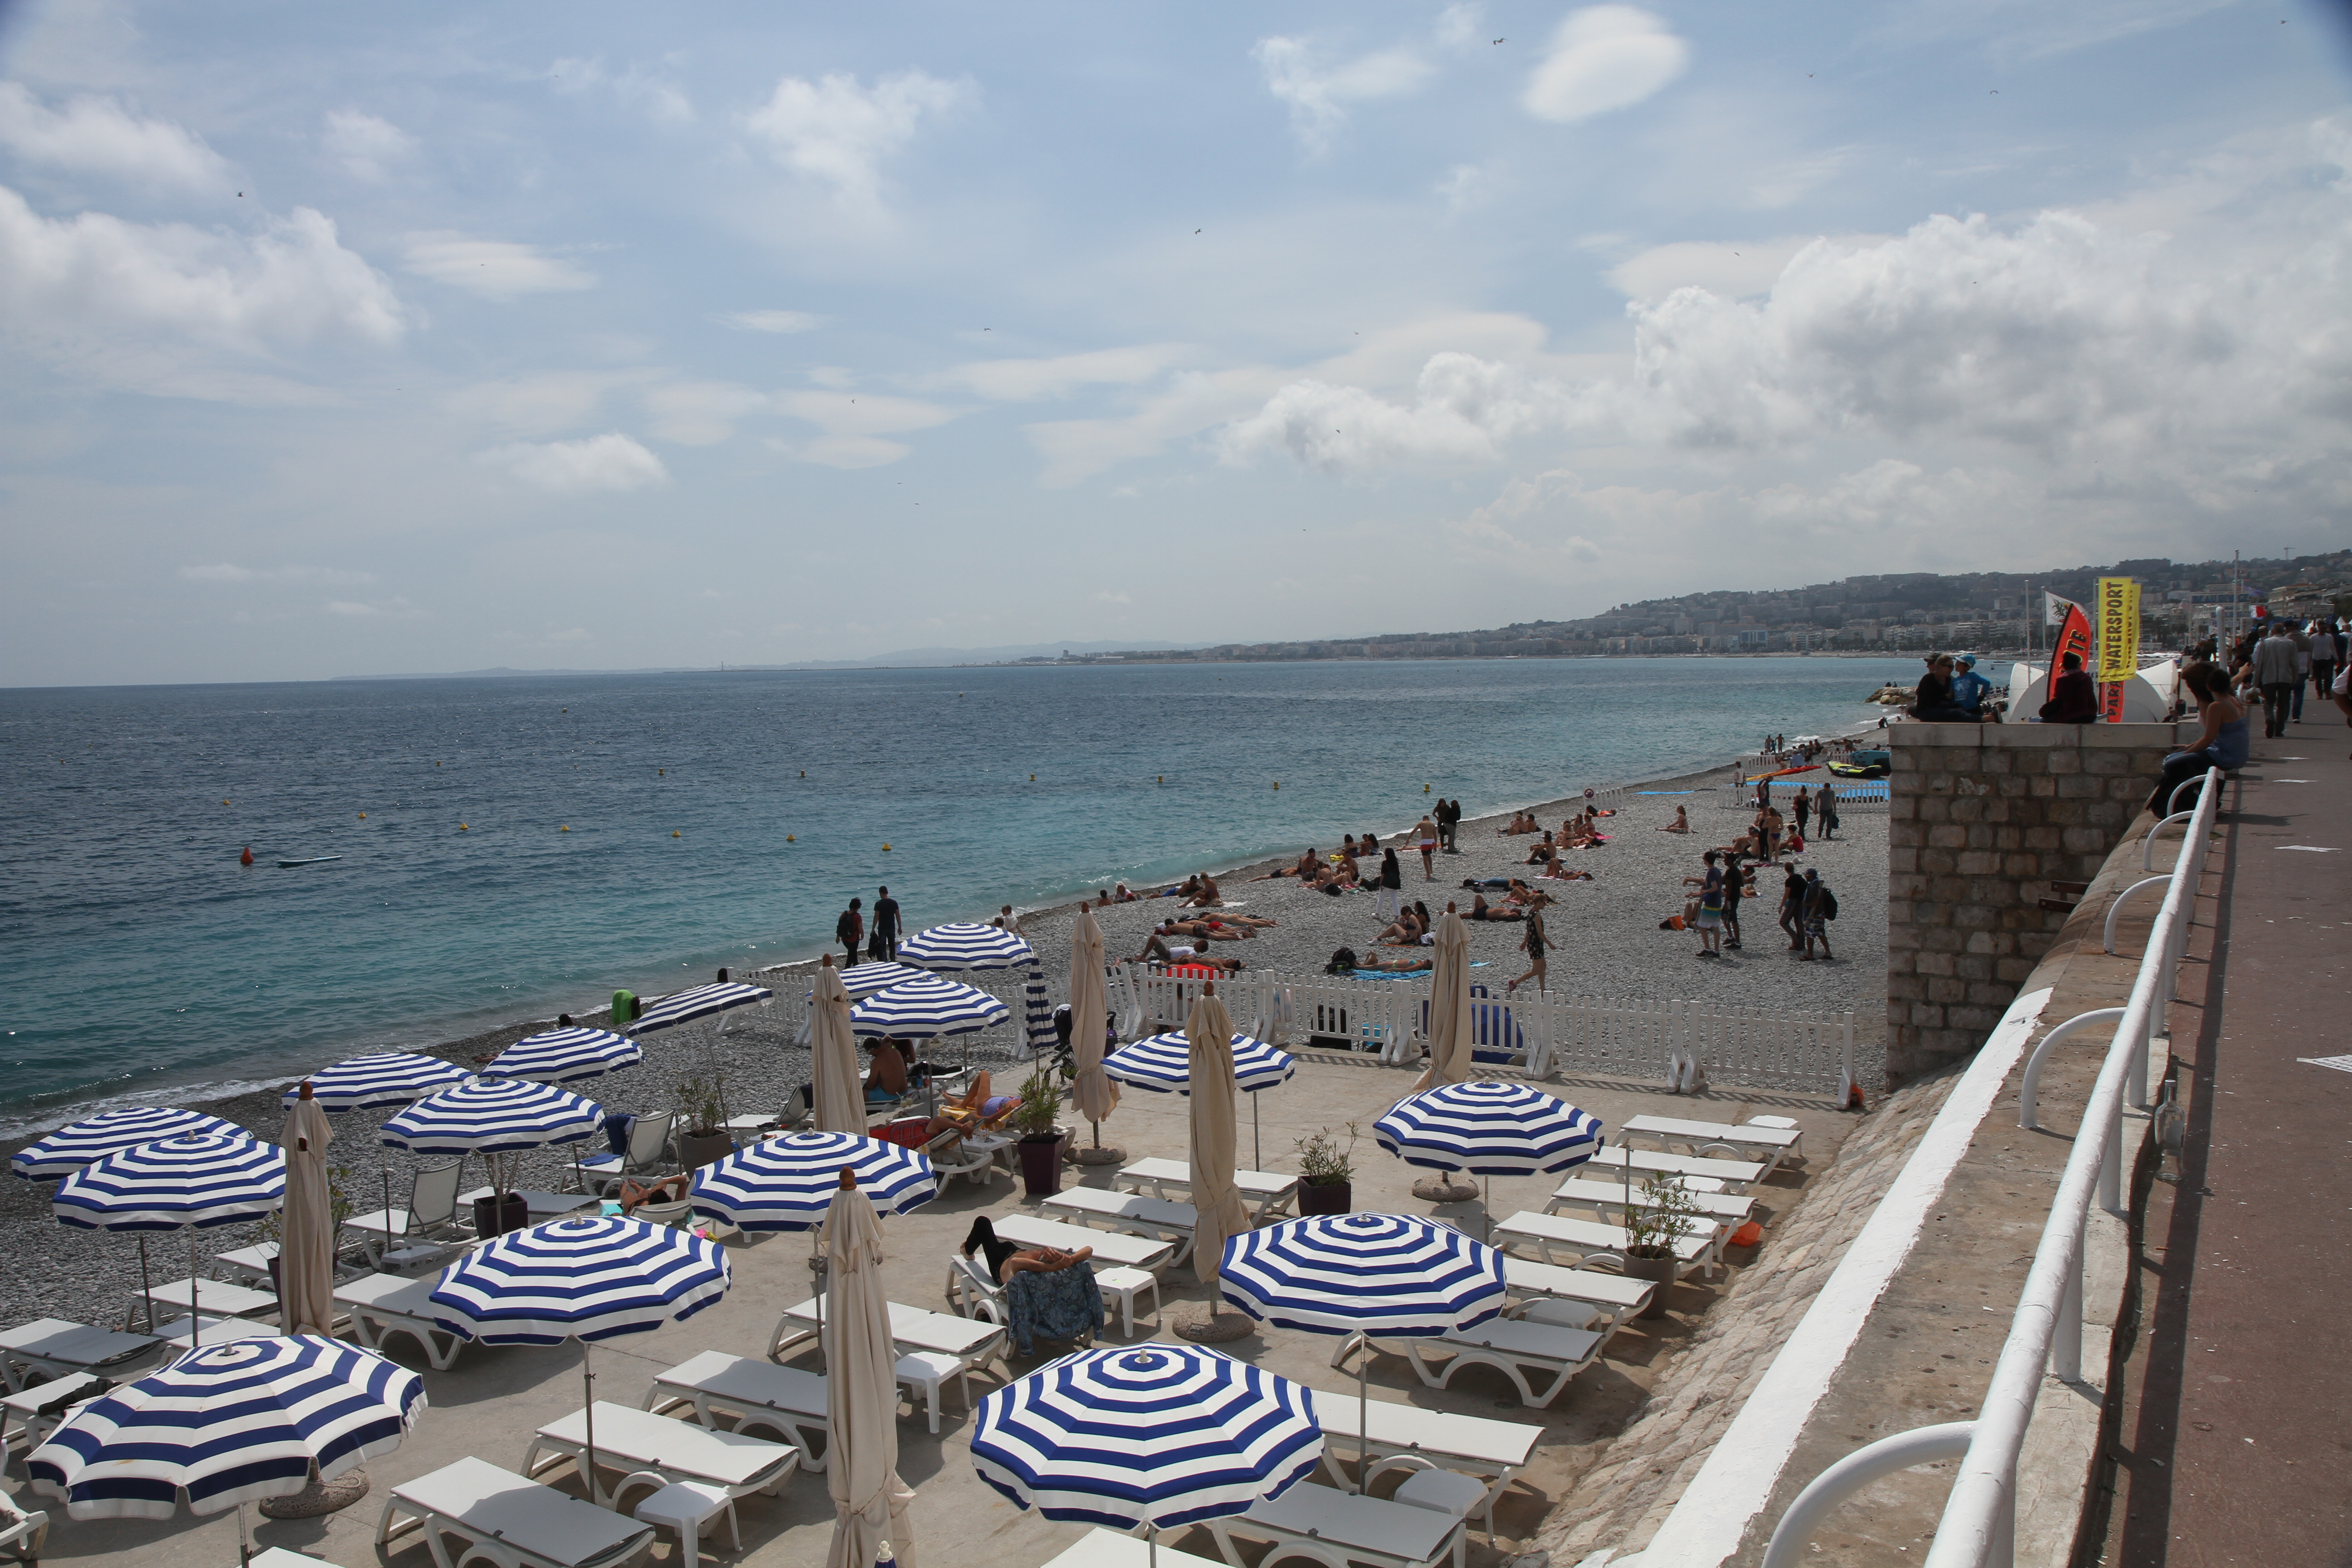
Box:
[1409, 906, 1474, 1095]
[278, 1083, 336, 1337]
[1068, 903, 1121, 1163]
[810, 957, 865, 1135]
[1179, 986, 1253, 1340]
[824, 1173, 917, 1568]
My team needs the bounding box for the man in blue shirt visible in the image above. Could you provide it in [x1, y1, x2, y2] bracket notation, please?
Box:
[1951, 653, 1993, 717]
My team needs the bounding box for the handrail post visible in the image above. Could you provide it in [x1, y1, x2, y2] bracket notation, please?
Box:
[2018, 1008, 2127, 1129]
[2102, 874, 2173, 956]
[2053, 1224, 2082, 1381]
[1758, 1424, 1979, 1568]
[2099, 1073, 2123, 1213]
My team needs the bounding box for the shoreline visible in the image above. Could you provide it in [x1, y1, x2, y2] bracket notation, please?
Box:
[0, 721, 1878, 1145]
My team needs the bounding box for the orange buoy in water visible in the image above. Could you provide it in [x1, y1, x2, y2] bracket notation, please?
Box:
[560, 825, 569, 832]
[786, 834, 795, 842]
[672, 829, 681, 837]
[882, 843, 892, 851]
[459, 823, 468, 832]
[240, 846, 254, 866]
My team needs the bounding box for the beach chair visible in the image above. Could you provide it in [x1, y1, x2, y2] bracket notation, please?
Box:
[377, 1455, 656, 1568]
[575, 1115, 676, 1197]
[1492, 1210, 1717, 1278]
[523, 1401, 797, 1511]
[1498, 1259, 1654, 1336]
[647, 1350, 831, 1472]
[0, 1491, 49, 1565]
[0, 1319, 164, 1394]
[1204, 1478, 1476, 1568]
[922, 1124, 999, 1189]
[336, 1273, 470, 1371]
[2, 1371, 109, 1460]
[1304, 1387, 1539, 1534]
[1040, 1188, 1199, 1268]
[341, 1162, 470, 1272]
[1396, 1318, 1606, 1408]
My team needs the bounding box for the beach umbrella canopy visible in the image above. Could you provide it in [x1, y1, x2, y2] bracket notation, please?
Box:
[1185, 993, 1248, 1291]
[1102, 1034, 1296, 1096]
[692, 1132, 936, 1232]
[823, 1178, 916, 1568]
[1069, 906, 1118, 1136]
[970, 1343, 1321, 1532]
[52, 1133, 287, 1233]
[809, 962, 866, 1135]
[10, 1108, 243, 1181]
[378, 1078, 602, 1156]
[28, 1335, 425, 1520]
[482, 1026, 642, 1083]
[849, 974, 1009, 1039]
[1407, 909, 1474, 1094]
[280, 1052, 470, 1113]
[896, 921, 1034, 971]
[1024, 970, 1057, 1055]
[1374, 1081, 1605, 1177]
[630, 980, 774, 1036]
[279, 1091, 337, 1337]
[1219, 1211, 1504, 1493]
[829, 962, 931, 1001]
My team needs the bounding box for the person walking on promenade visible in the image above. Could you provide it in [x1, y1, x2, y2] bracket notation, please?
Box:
[1818, 782, 1839, 839]
[1799, 870, 1836, 962]
[2310, 621, 2341, 715]
[1777, 864, 1807, 950]
[1720, 856, 1746, 951]
[872, 886, 901, 960]
[2286, 621, 2313, 722]
[2252, 620, 2301, 737]
[1374, 847, 1403, 923]
[1793, 787, 1810, 838]
[836, 897, 864, 970]
[1414, 814, 1439, 880]
[1506, 894, 1550, 994]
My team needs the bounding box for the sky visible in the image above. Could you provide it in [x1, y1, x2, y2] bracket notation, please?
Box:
[1, 1, 2347, 686]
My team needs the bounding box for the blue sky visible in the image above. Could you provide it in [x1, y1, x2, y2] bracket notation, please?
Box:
[1, 0, 2346, 685]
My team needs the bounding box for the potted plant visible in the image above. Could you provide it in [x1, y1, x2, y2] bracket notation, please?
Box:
[1620, 1173, 1700, 1319]
[674, 1072, 735, 1171]
[1011, 1064, 1068, 1197]
[1294, 1124, 1358, 1215]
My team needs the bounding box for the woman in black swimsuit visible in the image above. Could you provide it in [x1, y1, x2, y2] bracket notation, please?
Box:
[1506, 895, 1550, 994]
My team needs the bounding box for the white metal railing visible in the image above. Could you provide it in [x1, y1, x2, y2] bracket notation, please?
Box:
[1762, 767, 2220, 1568]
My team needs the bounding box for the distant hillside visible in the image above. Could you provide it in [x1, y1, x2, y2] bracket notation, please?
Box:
[1051, 550, 2350, 665]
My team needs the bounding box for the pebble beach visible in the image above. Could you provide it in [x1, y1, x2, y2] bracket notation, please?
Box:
[0, 752, 1886, 1328]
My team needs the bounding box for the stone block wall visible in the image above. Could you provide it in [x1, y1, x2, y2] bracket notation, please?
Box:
[1885, 722, 2185, 1081]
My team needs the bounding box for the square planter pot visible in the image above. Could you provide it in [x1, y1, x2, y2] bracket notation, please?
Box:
[1018, 1132, 1069, 1197]
[472, 1191, 528, 1238]
[1622, 1250, 1678, 1319]
[1297, 1180, 1351, 1215]
[677, 1130, 736, 1171]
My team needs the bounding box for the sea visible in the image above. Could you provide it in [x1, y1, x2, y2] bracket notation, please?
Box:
[0, 656, 1917, 1130]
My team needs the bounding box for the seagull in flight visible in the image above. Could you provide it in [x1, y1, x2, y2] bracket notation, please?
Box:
[1492, 37, 1506, 44]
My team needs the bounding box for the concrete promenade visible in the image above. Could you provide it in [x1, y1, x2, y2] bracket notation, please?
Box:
[2092, 717, 2351, 1565]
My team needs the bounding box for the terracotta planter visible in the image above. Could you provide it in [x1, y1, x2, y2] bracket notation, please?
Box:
[1297, 1179, 1351, 1215]
[1622, 1249, 1678, 1319]
[1018, 1132, 1069, 1197]
[677, 1130, 735, 1171]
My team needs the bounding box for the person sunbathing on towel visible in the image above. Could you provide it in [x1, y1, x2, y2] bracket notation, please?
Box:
[1656, 806, 1691, 833]
[1375, 906, 1426, 946]
[1183, 872, 1222, 907]
[964, 1216, 1092, 1284]
[1355, 952, 1435, 974]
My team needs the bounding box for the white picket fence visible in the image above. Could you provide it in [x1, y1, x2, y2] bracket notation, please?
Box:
[1113, 963, 1869, 1098]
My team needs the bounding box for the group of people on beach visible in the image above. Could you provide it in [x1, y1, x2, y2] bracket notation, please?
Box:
[1671, 848, 1838, 962]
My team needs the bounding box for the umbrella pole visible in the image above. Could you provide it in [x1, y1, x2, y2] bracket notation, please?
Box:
[383, 1168, 395, 1257]
[1252, 1093, 1262, 1173]
[1357, 1347, 1370, 1496]
[136, 1235, 156, 1335]
[580, 1338, 600, 1505]
[186, 1225, 201, 1349]
[239, 1499, 252, 1568]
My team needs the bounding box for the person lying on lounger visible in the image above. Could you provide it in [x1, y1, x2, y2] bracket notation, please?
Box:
[616, 1174, 694, 1214]
[963, 1216, 1093, 1284]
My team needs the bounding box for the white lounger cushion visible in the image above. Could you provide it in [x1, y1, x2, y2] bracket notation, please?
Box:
[378, 1455, 653, 1568]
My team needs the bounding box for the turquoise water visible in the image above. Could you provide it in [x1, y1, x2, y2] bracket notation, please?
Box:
[0, 657, 1912, 1125]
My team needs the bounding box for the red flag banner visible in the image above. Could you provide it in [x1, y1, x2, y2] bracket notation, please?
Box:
[2049, 595, 2093, 674]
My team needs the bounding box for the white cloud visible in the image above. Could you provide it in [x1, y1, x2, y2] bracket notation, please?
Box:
[403, 232, 594, 299]
[722, 309, 823, 333]
[1434, 4, 1485, 52]
[545, 626, 591, 642]
[1223, 352, 1584, 472]
[645, 380, 767, 445]
[446, 372, 650, 437]
[1522, 7, 1689, 124]
[181, 563, 374, 585]
[321, 109, 414, 180]
[1436, 163, 1493, 213]
[0, 188, 402, 399]
[769, 387, 957, 468]
[1253, 37, 1434, 153]
[479, 432, 668, 492]
[0, 83, 229, 189]
[936, 344, 1191, 402]
[1606, 236, 1850, 301]
[546, 57, 693, 124]
[740, 70, 970, 208]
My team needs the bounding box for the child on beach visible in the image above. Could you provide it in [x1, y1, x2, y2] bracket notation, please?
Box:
[1656, 805, 1691, 833]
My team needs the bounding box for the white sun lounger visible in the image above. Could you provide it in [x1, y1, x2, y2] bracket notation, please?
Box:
[1395, 1318, 1605, 1409]
[1204, 1478, 1476, 1568]
[0, 1491, 50, 1565]
[127, 1276, 281, 1332]
[1306, 1387, 1540, 1532]
[648, 1351, 831, 1472]
[337, 1273, 468, 1371]
[524, 1401, 797, 1510]
[992, 1214, 1178, 1276]
[1586, 1146, 1766, 1191]
[2, 1371, 109, 1458]
[1041, 1526, 1225, 1568]
[1492, 1210, 1717, 1278]
[0, 1319, 164, 1393]
[1116, 1158, 1298, 1221]
[1041, 1188, 1200, 1267]
[379, 1455, 655, 1568]
[1546, 1178, 1756, 1228]
[1498, 1259, 1654, 1334]
[769, 1298, 1008, 1387]
[1619, 1114, 1803, 1175]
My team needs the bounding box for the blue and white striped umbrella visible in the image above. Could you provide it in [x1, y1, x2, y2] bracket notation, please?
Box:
[1373, 1080, 1605, 1176]
[378, 1078, 602, 1156]
[51, 1134, 286, 1232]
[483, 1026, 643, 1083]
[1104, 1033, 1296, 1096]
[1025, 972, 1058, 1054]
[10, 1108, 244, 1181]
[971, 1344, 1322, 1531]
[428, 1214, 731, 1346]
[630, 981, 773, 1036]
[827, 962, 930, 1001]
[849, 973, 1010, 1039]
[897, 921, 1035, 972]
[1220, 1212, 1506, 1339]
[691, 1131, 935, 1231]
[281, 1051, 471, 1112]
[27, 1335, 425, 1520]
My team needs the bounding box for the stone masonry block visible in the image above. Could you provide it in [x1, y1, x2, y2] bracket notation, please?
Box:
[1956, 850, 2001, 875]
[1995, 956, 2040, 983]
[2082, 751, 2131, 775]
[2057, 776, 2103, 799]
[1888, 846, 1919, 875]
[1978, 750, 2014, 774]
[1954, 903, 1999, 930]
[1966, 825, 1997, 850]
[1994, 827, 2024, 850]
[1922, 926, 1965, 953]
[1950, 797, 1984, 823]
[1998, 776, 2031, 799]
[1888, 972, 1928, 1002]
[2024, 825, 2062, 849]
[1949, 1002, 2005, 1031]
[1962, 983, 2014, 1009]
[1927, 825, 1968, 848]
[2086, 801, 2126, 828]
[1920, 848, 1957, 875]
[1955, 954, 1994, 981]
[2104, 779, 2146, 802]
[1909, 1001, 1944, 1027]
[2003, 852, 2041, 876]
[1928, 976, 1969, 1004]
[2046, 751, 2082, 774]
[1887, 924, 1921, 951]
[1916, 951, 1956, 977]
[1891, 820, 1926, 848]
[1965, 930, 2015, 955]
[2063, 827, 2110, 853]
[1917, 798, 1951, 823]
[2044, 800, 2087, 825]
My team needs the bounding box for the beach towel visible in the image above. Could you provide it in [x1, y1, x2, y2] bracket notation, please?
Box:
[1003, 1262, 1105, 1355]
